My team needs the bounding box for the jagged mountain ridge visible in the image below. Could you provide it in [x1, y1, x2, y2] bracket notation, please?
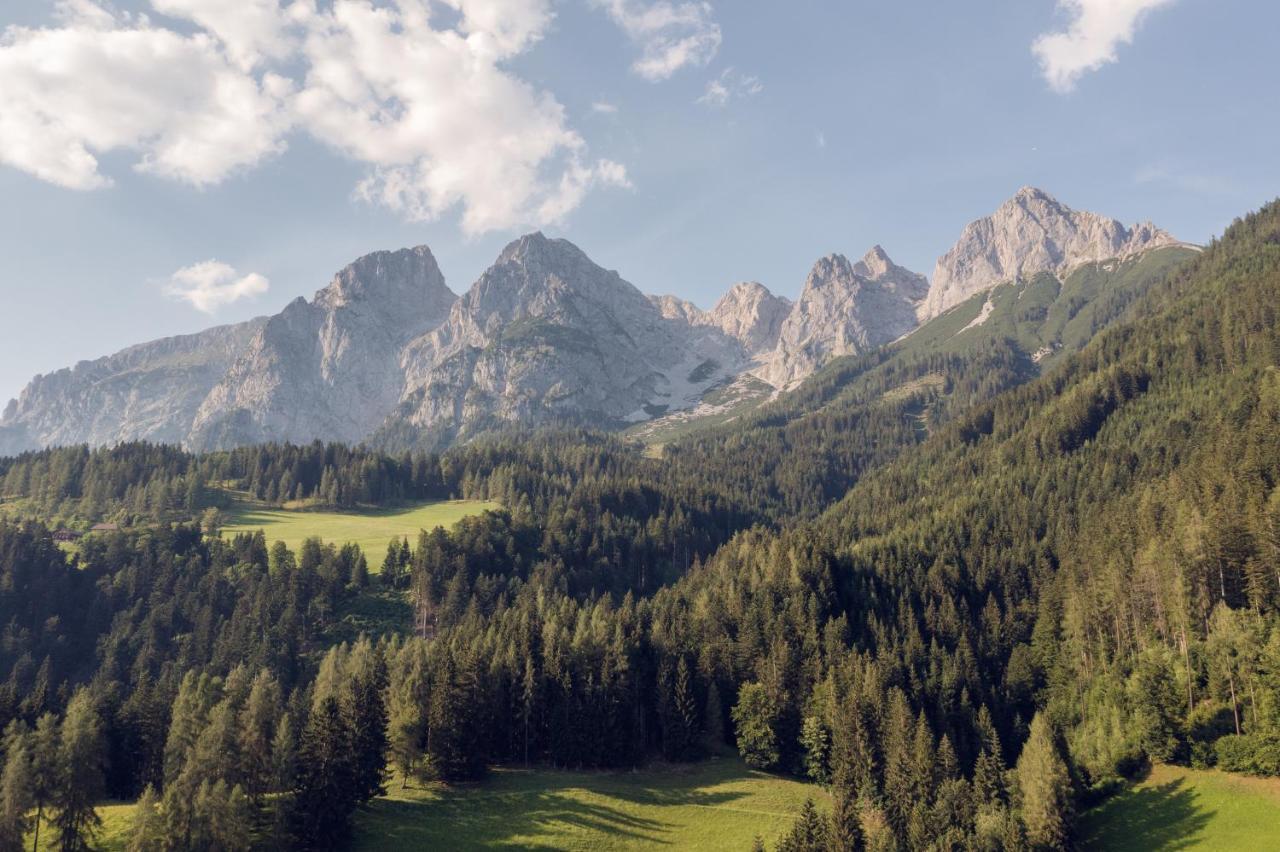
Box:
[0, 187, 1184, 454]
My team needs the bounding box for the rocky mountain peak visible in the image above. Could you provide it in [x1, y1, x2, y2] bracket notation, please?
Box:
[317, 245, 447, 308]
[706, 282, 791, 355]
[922, 188, 1179, 320]
[854, 245, 894, 278]
[760, 248, 927, 388]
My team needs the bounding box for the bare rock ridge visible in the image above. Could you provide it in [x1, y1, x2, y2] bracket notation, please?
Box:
[0, 319, 266, 456]
[390, 232, 746, 447]
[188, 246, 456, 450]
[0, 187, 1182, 454]
[923, 186, 1179, 320]
[760, 246, 928, 388]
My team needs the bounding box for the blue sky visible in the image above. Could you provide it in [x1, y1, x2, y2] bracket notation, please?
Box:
[1, 0, 1277, 404]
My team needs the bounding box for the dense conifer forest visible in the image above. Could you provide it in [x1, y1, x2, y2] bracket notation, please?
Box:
[0, 202, 1278, 849]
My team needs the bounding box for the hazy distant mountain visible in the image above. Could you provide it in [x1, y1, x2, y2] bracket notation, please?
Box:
[0, 187, 1184, 455]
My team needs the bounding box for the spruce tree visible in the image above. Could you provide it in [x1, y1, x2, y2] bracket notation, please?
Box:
[731, 682, 779, 770]
[1016, 713, 1072, 851]
[0, 725, 34, 852]
[52, 690, 105, 852]
[291, 696, 358, 850]
[776, 798, 828, 851]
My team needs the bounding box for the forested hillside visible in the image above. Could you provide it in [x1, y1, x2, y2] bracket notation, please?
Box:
[0, 203, 1275, 851]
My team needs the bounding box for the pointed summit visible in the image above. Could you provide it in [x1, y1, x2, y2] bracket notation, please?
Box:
[761, 248, 927, 388]
[707, 282, 791, 354]
[922, 188, 1178, 320]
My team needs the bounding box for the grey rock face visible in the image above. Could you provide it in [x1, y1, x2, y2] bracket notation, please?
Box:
[923, 186, 1178, 320]
[706, 282, 792, 355]
[188, 246, 456, 450]
[760, 246, 927, 388]
[388, 233, 746, 447]
[0, 319, 266, 454]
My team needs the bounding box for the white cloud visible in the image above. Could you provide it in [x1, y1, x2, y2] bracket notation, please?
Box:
[816, 131, 826, 149]
[165, 261, 269, 313]
[593, 0, 721, 81]
[0, 0, 627, 234]
[0, 12, 290, 189]
[1033, 0, 1175, 93]
[592, 101, 619, 114]
[697, 67, 762, 107]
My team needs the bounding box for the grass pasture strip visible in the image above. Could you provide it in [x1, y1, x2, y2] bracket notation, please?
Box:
[220, 499, 500, 558]
[1079, 764, 1280, 850]
[355, 758, 824, 851]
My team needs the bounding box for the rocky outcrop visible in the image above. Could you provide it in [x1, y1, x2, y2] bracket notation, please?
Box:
[188, 246, 456, 450]
[706, 282, 792, 355]
[0, 319, 266, 454]
[923, 186, 1178, 320]
[385, 233, 746, 448]
[760, 246, 927, 388]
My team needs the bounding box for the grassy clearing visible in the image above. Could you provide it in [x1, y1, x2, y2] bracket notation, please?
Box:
[27, 801, 134, 851]
[1079, 763, 1280, 850]
[355, 757, 824, 851]
[220, 499, 500, 558]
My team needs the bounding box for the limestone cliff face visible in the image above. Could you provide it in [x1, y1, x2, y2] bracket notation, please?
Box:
[187, 246, 456, 450]
[385, 233, 746, 448]
[0, 319, 266, 454]
[760, 246, 927, 388]
[706, 282, 792, 355]
[923, 186, 1178, 320]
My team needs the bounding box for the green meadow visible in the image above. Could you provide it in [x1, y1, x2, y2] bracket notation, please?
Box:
[220, 499, 500, 558]
[1080, 764, 1280, 850]
[26, 759, 819, 851]
[355, 758, 824, 851]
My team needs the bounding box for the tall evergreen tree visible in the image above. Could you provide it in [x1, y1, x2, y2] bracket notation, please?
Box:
[52, 690, 105, 852]
[1016, 713, 1072, 851]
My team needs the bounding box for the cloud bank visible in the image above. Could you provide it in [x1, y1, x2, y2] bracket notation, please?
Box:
[0, 0, 671, 234]
[1033, 0, 1175, 92]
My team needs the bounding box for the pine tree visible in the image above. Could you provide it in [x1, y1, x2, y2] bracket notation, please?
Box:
[703, 680, 725, 751]
[828, 775, 864, 852]
[800, 714, 831, 785]
[731, 682, 779, 770]
[0, 725, 34, 852]
[52, 690, 105, 852]
[776, 798, 828, 851]
[29, 713, 60, 852]
[291, 696, 358, 850]
[347, 638, 390, 800]
[1016, 713, 1072, 851]
[126, 786, 163, 852]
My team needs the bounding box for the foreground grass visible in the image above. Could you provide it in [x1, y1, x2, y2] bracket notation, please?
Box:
[221, 499, 500, 558]
[355, 757, 824, 851]
[1079, 763, 1280, 850]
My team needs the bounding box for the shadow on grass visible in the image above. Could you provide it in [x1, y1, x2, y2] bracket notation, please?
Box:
[354, 768, 754, 850]
[1079, 777, 1213, 851]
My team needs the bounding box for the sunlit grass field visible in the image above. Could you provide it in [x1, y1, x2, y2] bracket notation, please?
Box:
[25, 759, 818, 851]
[1079, 763, 1280, 850]
[355, 757, 824, 851]
[221, 499, 500, 559]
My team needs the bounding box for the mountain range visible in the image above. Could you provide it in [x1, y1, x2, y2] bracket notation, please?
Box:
[0, 187, 1183, 455]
